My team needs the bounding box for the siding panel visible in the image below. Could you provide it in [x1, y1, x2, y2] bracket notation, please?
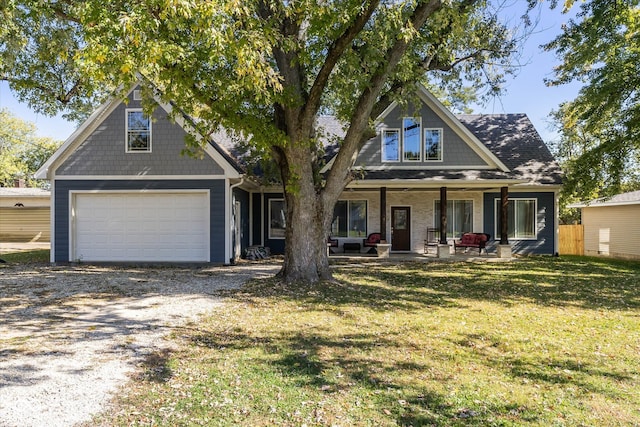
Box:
[583, 205, 640, 260]
[0, 208, 50, 242]
[483, 191, 556, 255]
[56, 95, 225, 176]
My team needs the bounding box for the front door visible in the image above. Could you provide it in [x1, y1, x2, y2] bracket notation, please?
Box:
[391, 206, 411, 251]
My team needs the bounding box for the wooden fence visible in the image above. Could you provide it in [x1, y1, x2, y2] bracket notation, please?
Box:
[559, 224, 584, 256]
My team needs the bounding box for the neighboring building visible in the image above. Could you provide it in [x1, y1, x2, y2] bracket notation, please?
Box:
[569, 190, 640, 260]
[0, 187, 51, 242]
[36, 84, 562, 264]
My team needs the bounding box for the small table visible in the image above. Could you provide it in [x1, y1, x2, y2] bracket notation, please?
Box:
[342, 242, 361, 253]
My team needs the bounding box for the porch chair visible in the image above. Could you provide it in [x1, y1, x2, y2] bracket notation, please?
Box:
[363, 232, 382, 254]
[424, 227, 439, 254]
[327, 237, 339, 255]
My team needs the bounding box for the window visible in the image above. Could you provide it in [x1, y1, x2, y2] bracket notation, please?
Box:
[434, 200, 473, 239]
[331, 200, 367, 237]
[382, 129, 400, 162]
[424, 128, 442, 161]
[403, 117, 421, 161]
[495, 198, 537, 239]
[269, 199, 286, 239]
[126, 109, 151, 152]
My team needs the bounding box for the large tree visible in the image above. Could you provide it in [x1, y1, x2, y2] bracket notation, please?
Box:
[3, 0, 531, 282]
[545, 0, 640, 210]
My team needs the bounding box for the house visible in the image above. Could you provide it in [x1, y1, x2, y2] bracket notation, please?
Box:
[36, 84, 562, 263]
[0, 186, 50, 243]
[568, 190, 640, 260]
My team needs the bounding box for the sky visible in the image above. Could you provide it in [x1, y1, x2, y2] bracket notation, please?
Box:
[0, 2, 582, 145]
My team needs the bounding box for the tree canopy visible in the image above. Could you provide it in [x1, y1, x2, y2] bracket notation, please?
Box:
[0, 109, 60, 188]
[2, 0, 537, 281]
[545, 0, 640, 217]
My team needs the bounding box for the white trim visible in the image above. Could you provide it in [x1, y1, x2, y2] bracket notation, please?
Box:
[568, 199, 640, 208]
[380, 128, 401, 163]
[249, 191, 254, 246]
[494, 197, 538, 240]
[69, 189, 211, 262]
[362, 164, 493, 171]
[268, 198, 286, 240]
[260, 191, 265, 246]
[554, 189, 560, 255]
[49, 180, 55, 263]
[224, 179, 231, 263]
[229, 177, 245, 263]
[402, 117, 422, 162]
[53, 174, 228, 180]
[424, 127, 443, 162]
[346, 178, 529, 189]
[125, 108, 152, 153]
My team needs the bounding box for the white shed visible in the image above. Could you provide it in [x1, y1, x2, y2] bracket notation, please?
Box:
[569, 190, 640, 260]
[0, 187, 51, 243]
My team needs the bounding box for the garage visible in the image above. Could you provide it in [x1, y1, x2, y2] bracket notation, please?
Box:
[72, 191, 210, 262]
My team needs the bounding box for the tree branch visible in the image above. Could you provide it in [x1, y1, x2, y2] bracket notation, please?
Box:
[301, 1, 381, 131]
[323, 0, 444, 205]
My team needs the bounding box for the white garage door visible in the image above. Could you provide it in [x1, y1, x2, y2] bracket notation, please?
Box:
[73, 192, 209, 262]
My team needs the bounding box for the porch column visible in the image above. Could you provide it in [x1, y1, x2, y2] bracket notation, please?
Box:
[439, 186, 447, 244]
[380, 187, 387, 241]
[500, 186, 509, 245]
[498, 186, 512, 258]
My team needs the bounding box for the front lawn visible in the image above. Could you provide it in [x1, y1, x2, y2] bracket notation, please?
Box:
[97, 256, 640, 426]
[0, 249, 50, 264]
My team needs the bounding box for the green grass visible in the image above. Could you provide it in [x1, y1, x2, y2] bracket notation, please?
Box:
[0, 249, 50, 264]
[95, 256, 640, 426]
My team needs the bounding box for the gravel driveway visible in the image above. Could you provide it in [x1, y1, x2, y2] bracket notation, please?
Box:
[0, 262, 280, 427]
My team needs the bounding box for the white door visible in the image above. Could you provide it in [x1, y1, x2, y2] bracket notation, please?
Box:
[73, 192, 209, 262]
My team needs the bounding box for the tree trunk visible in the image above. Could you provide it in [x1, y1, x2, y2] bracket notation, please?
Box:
[279, 185, 333, 283]
[276, 141, 335, 283]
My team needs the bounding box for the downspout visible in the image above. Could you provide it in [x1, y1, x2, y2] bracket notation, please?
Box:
[229, 176, 245, 264]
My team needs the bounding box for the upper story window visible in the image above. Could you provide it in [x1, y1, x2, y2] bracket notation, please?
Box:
[381, 129, 400, 162]
[424, 128, 442, 161]
[403, 117, 421, 161]
[126, 109, 152, 152]
[381, 117, 444, 163]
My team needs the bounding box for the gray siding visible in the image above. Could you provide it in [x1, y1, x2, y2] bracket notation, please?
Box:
[56, 96, 225, 176]
[356, 101, 488, 168]
[54, 180, 226, 263]
[483, 191, 556, 255]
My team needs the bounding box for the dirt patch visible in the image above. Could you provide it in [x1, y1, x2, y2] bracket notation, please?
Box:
[0, 262, 280, 427]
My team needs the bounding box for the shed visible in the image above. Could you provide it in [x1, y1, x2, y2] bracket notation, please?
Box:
[569, 190, 640, 260]
[0, 187, 51, 242]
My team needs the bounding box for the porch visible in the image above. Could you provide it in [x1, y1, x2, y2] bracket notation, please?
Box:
[326, 250, 514, 263]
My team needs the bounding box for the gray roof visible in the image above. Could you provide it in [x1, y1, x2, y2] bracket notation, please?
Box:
[457, 114, 562, 185]
[339, 114, 561, 186]
[211, 113, 562, 187]
[0, 187, 50, 197]
[569, 190, 640, 208]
